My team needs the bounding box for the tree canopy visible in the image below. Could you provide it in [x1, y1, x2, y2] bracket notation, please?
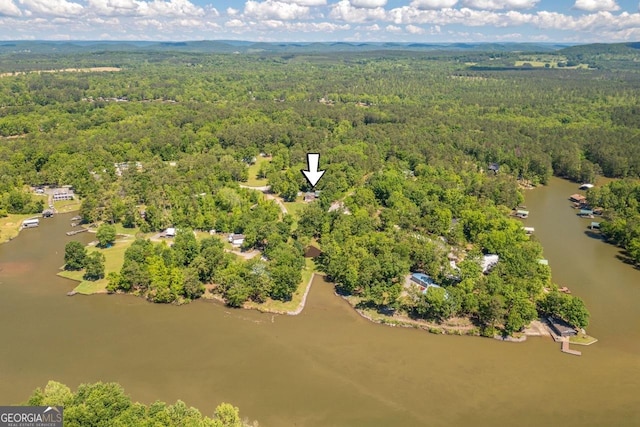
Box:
[26, 380, 252, 427]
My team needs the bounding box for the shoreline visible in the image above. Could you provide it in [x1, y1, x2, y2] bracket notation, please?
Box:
[336, 292, 481, 337]
[334, 290, 594, 345]
[241, 272, 318, 316]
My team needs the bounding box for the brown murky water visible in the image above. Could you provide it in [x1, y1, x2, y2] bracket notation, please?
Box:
[0, 177, 639, 426]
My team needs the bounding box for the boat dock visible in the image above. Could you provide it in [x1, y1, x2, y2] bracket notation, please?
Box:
[561, 341, 582, 356]
[66, 228, 88, 236]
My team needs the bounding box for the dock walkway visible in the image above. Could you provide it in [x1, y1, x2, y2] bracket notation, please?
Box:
[66, 228, 88, 236]
[561, 341, 582, 356]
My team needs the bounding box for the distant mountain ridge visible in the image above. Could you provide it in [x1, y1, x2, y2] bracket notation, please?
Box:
[0, 40, 581, 55]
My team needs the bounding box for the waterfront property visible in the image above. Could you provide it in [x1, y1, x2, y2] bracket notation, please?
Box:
[569, 194, 586, 204]
[22, 218, 39, 228]
[523, 226, 535, 235]
[579, 209, 594, 217]
[515, 209, 529, 219]
[50, 186, 75, 202]
[409, 273, 442, 293]
[547, 316, 577, 337]
[538, 259, 549, 266]
[590, 222, 601, 230]
[579, 183, 594, 190]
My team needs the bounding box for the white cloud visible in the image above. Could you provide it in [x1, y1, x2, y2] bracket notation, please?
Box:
[410, 0, 458, 10]
[19, 0, 83, 16]
[286, 20, 350, 31]
[137, 0, 205, 17]
[0, 0, 22, 16]
[87, 0, 206, 17]
[405, 23, 425, 33]
[573, 0, 619, 12]
[358, 23, 380, 30]
[244, 0, 310, 20]
[225, 18, 245, 27]
[350, 0, 387, 8]
[461, 0, 539, 10]
[281, 0, 326, 5]
[385, 24, 402, 32]
[330, 0, 387, 22]
[219, 18, 348, 33]
[227, 7, 239, 15]
[87, 0, 137, 15]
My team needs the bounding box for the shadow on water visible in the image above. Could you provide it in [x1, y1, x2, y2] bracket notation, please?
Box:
[583, 230, 604, 240]
[615, 250, 640, 269]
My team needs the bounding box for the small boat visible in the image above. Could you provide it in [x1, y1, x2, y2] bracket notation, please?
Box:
[559, 286, 572, 294]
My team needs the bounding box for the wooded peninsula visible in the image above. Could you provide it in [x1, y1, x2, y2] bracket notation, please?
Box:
[2, 41, 640, 338]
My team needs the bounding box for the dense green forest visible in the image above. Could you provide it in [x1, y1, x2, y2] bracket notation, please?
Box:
[3, 45, 638, 333]
[25, 380, 252, 427]
[587, 180, 640, 266]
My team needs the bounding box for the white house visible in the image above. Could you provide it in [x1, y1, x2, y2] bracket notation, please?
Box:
[165, 227, 176, 238]
[228, 233, 245, 246]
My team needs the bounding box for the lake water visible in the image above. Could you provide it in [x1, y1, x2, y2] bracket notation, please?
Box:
[0, 177, 638, 426]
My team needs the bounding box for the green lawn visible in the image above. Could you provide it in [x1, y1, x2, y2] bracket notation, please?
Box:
[569, 334, 598, 345]
[283, 198, 307, 220]
[0, 213, 33, 243]
[53, 199, 82, 213]
[113, 223, 140, 236]
[245, 257, 317, 313]
[57, 238, 135, 294]
[245, 156, 270, 187]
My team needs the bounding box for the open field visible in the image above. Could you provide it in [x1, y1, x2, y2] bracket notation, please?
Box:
[57, 238, 134, 294]
[0, 214, 33, 244]
[245, 156, 270, 187]
[514, 60, 590, 69]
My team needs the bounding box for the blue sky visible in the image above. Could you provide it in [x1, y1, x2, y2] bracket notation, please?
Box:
[0, 0, 639, 42]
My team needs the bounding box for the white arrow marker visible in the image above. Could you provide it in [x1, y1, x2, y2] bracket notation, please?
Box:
[301, 153, 325, 188]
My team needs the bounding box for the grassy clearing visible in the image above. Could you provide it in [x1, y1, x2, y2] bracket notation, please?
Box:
[245, 257, 317, 313]
[245, 156, 270, 187]
[57, 238, 135, 294]
[113, 223, 140, 236]
[53, 199, 82, 213]
[0, 213, 34, 243]
[514, 60, 590, 69]
[283, 198, 307, 219]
